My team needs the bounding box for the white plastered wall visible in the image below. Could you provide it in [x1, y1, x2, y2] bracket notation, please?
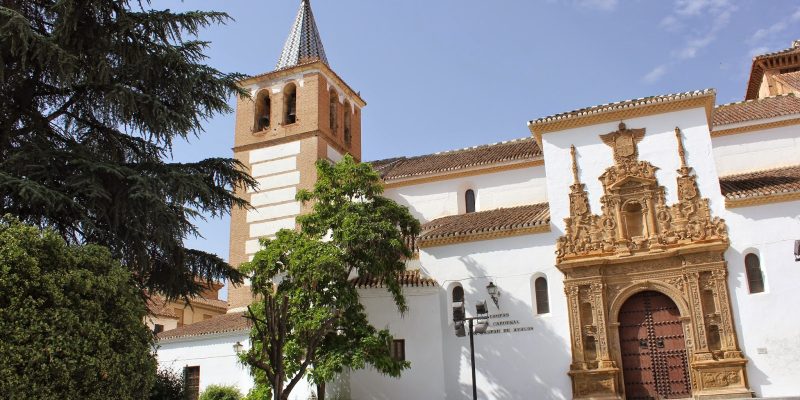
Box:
[712, 118, 800, 176]
[383, 165, 548, 223]
[349, 287, 446, 400]
[419, 233, 571, 400]
[158, 334, 255, 395]
[722, 199, 800, 397]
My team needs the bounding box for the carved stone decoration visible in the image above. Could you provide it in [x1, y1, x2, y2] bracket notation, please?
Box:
[556, 124, 729, 263]
[558, 123, 751, 399]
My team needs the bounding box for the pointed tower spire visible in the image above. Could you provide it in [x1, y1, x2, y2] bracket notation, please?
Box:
[276, 0, 329, 69]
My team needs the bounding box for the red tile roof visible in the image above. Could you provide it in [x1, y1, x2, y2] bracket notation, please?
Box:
[774, 71, 800, 91]
[147, 298, 179, 319]
[157, 312, 250, 341]
[713, 94, 800, 126]
[746, 42, 800, 100]
[719, 164, 800, 201]
[419, 203, 550, 245]
[529, 89, 715, 126]
[351, 269, 437, 289]
[369, 137, 541, 182]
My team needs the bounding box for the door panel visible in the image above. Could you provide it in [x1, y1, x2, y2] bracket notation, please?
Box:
[619, 291, 691, 399]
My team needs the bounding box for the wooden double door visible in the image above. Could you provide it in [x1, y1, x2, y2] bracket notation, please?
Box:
[619, 291, 692, 399]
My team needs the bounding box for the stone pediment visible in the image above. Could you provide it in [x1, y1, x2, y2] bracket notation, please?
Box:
[556, 124, 728, 263]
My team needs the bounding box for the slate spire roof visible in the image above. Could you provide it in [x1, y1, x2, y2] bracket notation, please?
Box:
[276, 0, 329, 70]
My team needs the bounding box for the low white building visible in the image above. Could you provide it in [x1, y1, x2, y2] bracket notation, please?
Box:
[156, 2, 800, 399]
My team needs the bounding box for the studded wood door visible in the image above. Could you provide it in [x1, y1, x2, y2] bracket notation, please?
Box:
[619, 291, 691, 400]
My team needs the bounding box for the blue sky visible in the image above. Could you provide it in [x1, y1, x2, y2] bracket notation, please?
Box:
[154, 0, 799, 293]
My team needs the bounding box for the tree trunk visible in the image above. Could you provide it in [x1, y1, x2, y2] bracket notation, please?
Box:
[317, 381, 326, 400]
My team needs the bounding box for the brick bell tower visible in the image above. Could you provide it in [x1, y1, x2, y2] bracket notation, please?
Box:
[228, 0, 365, 310]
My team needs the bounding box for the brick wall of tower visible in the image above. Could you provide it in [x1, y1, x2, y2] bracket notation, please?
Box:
[226, 66, 363, 310]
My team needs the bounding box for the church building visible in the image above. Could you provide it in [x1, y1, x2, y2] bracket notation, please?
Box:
[156, 1, 800, 399]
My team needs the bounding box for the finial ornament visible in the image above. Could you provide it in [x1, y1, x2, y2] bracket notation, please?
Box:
[675, 127, 687, 169]
[570, 145, 580, 184]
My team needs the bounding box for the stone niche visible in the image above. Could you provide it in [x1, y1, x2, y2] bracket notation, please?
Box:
[558, 123, 751, 400]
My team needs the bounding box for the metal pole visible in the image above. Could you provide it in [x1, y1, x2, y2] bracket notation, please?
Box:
[469, 318, 477, 400]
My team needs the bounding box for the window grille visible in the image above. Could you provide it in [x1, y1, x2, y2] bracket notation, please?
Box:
[390, 339, 406, 361]
[744, 253, 764, 293]
[535, 277, 550, 314]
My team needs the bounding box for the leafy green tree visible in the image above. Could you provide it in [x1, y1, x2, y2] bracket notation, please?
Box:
[200, 384, 242, 400]
[0, 216, 157, 399]
[0, 0, 256, 298]
[241, 156, 419, 400]
[149, 368, 188, 400]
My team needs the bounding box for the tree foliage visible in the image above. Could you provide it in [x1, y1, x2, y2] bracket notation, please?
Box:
[0, 0, 256, 298]
[0, 216, 157, 399]
[200, 384, 242, 400]
[149, 368, 187, 400]
[241, 156, 420, 400]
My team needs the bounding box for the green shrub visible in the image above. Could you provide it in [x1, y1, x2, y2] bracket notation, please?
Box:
[200, 384, 242, 400]
[150, 368, 187, 400]
[0, 217, 156, 399]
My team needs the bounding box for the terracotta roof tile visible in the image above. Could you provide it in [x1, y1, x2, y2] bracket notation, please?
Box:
[713, 94, 800, 126]
[147, 298, 179, 319]
[157, 312, 250, 341]
[369, 137, 541, 181]
[773, 71, 800, 91]
[529, 89, 715, 126]
[746, 41, 800, 100]
[351, 269, 437, 289]
[419, 203, 550, 245]
[719, 164, 800, 201]
[753, 41, 800, 61]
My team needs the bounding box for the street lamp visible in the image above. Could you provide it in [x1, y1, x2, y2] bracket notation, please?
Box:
[486, 282, 500, 308]
[232, 341, 243, 353]
[452, 298, 490, 400]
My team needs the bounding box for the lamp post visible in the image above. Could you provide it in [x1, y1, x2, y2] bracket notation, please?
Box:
[452, 299, 490, 400]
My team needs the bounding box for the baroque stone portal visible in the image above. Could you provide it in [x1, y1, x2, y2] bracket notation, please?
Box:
[557, 123, 751, 399]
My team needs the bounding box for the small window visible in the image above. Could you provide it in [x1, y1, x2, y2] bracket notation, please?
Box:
[174, 308, 184, 327]
[390, 339, 406, 361]
[329, 90, 338, 134]
[284, 83, 297, 125]
[153, 324, 164, 334]
[452, 286, 464, 303]
[343, 102, 352, 145]
[745, 253, 765, 293]
[203, 314, 212, 321]
[534, 277, 549, 314]
[184, 366, 200, 400]
[465, 189, 476, 214]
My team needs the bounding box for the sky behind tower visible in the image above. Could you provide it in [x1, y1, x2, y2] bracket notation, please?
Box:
[152, 0, 799, 291]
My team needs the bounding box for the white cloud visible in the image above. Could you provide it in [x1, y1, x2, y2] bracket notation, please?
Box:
[643, 65, 668, 83]
[675, 0, 731, 16]
[576, 0, 618, 11]
[646, 0, 737, 82]
[659, 15, 682, 32]
[748, 7, 800, 46]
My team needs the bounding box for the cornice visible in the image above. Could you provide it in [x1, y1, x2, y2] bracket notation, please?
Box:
[711, 117, 800, 137]
[556, 241, 729, 270]
[418, 224, 551, 248]
[529, 94, 714, 146]
[382, 158, 544, 189]
[239, 61, 366, 107]
[725, 191, 800, 208]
